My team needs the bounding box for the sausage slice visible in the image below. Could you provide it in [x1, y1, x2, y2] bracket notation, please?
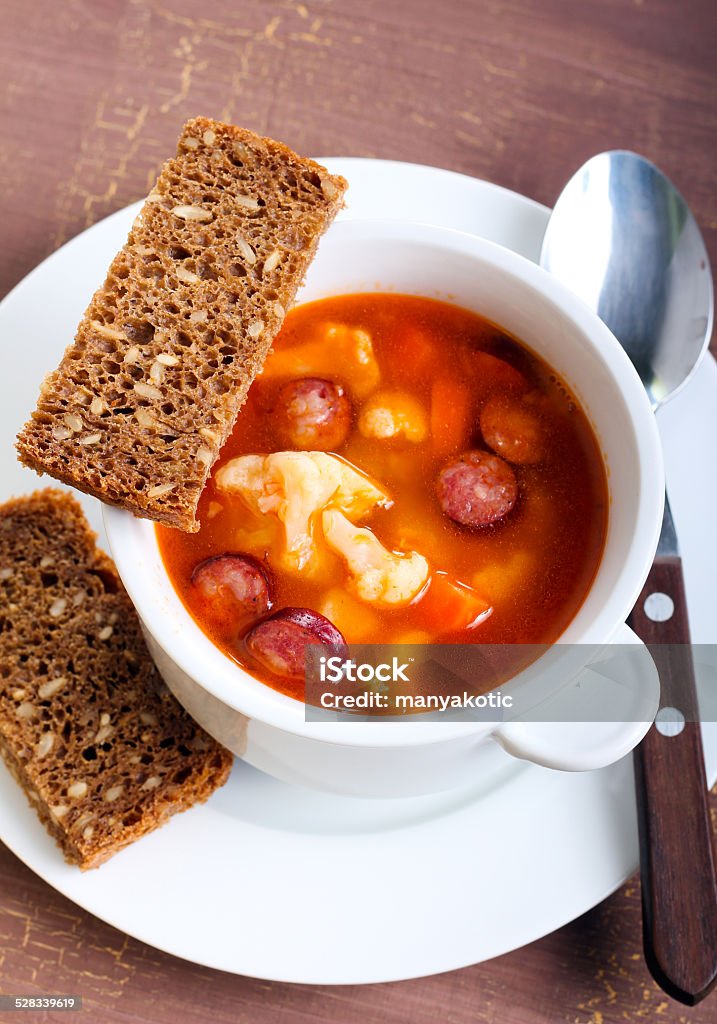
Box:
[276, 377, 352, 451]
[480, 393, 545, 464]
[245, 607, 346, 679]
[191, 554, 273, 617]
[437, 450, 518, 527]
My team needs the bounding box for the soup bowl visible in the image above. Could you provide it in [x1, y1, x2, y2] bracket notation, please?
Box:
[103, 219, 664, 797]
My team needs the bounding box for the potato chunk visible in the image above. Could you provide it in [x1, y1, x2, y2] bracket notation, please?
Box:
[261, 323, 380, 397]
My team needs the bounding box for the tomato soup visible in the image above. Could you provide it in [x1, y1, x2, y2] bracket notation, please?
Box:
[157, 294, 608, 701]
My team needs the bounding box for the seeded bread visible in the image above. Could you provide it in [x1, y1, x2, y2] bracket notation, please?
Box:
[0, 489, 233, 869]
[16, 118, 348, 532]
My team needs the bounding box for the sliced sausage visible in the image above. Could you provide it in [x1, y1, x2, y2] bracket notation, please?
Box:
[437, 450, 518, 527]
[191, 554, 273, 617]
[245, 607, 346, 679]
[276, 377, 351, 451]
[480, 393, 545, 464]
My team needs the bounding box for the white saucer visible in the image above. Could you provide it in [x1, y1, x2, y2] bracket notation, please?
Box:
[0, 158, 715, 984]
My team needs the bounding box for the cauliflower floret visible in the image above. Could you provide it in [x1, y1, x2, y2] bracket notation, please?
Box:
[322, 509, 429, 606]
[260, 323, 380, 397]
[215, 452, 391, 571]
[358, 390, 428, 442]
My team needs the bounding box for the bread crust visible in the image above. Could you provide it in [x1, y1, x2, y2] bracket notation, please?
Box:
[16, 118, 348, 532]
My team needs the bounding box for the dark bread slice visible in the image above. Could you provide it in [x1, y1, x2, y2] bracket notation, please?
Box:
[16, 118, 348, 532]
[0, 489, 233, 869]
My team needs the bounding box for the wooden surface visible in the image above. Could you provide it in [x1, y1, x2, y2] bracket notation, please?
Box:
[1, 0, 716, 1021]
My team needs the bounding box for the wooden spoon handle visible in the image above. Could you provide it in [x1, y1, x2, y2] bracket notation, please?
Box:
[629, 555, 717, 1005]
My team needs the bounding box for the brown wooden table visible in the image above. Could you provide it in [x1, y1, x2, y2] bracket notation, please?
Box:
[1, 1, 715, 1020]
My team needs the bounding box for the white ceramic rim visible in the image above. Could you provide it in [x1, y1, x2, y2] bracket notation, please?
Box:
[103, 219, 664, 747]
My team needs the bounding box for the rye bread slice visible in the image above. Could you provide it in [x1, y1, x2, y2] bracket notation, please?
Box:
[16, 118, 348, 532]
[0, 489, 233, 869]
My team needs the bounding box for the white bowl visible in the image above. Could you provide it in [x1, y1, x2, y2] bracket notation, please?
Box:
[104, 219, 664, 796]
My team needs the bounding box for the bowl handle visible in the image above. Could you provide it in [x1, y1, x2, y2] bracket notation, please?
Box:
[493, 623, 660, 771]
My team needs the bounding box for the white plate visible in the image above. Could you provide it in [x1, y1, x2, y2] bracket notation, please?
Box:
[0, 158, 715, 984]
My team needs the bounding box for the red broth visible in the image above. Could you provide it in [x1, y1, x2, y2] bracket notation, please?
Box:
[157, 294, 608, 700]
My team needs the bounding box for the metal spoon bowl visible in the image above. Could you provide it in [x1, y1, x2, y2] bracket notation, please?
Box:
[541, 150, 713, 408]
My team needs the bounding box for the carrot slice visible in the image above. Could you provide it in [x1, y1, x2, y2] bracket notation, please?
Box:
[385, 325, 437, 383]
[430, 379, 473, 455]
[462, 350, 527, 398]
[416, 572, 492, 633]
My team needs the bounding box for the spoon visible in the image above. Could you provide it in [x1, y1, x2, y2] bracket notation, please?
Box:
[541, 151, 717, 1006]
